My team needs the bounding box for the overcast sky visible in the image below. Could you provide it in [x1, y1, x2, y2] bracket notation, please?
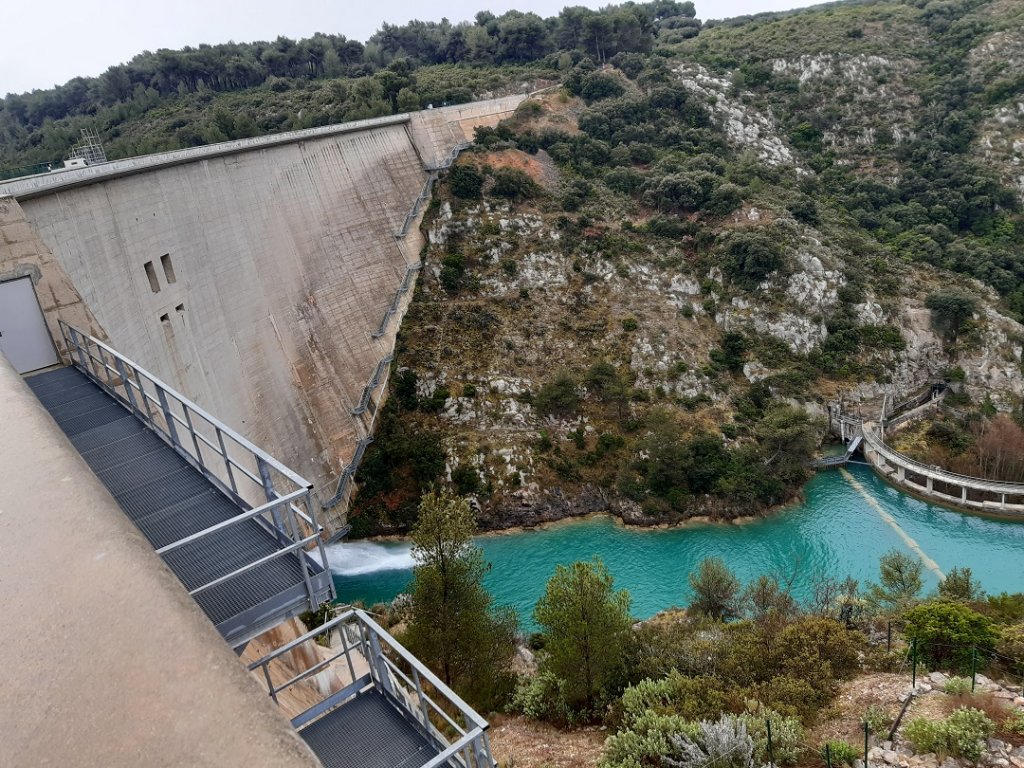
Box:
[4, 0, 818, 96]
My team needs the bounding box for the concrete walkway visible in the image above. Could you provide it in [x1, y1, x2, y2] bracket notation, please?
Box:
[0, 354, 321, 767]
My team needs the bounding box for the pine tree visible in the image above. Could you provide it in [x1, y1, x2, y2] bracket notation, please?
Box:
[403, 488, 517, 710]
[534, 559, 632, 709]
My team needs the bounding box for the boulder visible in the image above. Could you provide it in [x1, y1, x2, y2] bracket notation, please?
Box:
[929, 672, 949, 686]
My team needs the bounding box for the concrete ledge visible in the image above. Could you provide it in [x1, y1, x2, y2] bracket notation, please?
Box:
[0, 355, 321, 767]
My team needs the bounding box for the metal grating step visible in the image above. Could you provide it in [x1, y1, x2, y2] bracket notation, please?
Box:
[80, 430, 168, 473]
[33, 379, 101, 408]
[70, 415, 144, 453]
[132, 489, 243, 549]
[96, 448, 193, 496]
[27, 366, 324, 643]
[47, 390, 128, 422]
[299, 689, 440, 768]
[53, 400, 132, 436]
[24, 365, 87, 392]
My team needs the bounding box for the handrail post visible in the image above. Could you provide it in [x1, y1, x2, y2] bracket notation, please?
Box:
[413, 668, 430, 728]
[114, 357, 138, 414]
[58, 320, 72, 365]
[257, 456, 286, 534]
[133, 368, 154, 423]
[216, 427, 238, 494]
[155, 386, 181, 448]
[181, 405, 204, 467]
[68, 326, 89, 372]
[364, 621, 395, 696]
[287, 498, 317, 608]
[261, 662, 279, 704]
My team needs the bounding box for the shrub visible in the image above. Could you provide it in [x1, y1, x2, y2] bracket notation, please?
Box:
[688, 557, 741, 621]
[903, 709, 995, 761]
[862, 705, 891, 737]
[925, 290, 977, 343]
[621, 317, 639, 332]
[997, 622, 1024, 662]
[451, 464, 481, 495]
[534, 371, 580, 416]
[720, 229, 786, 288]
[617, 672, 729, 725]
[665, 717, 755, 768]
[739, 708, 804, 765]
[490, 167, 542, 200]
[600, 711, 697, 768]
[943, 708, 995, 760]
[512, 670, 571, 723]
[942, 676, 971, 696]
[903, 717, 946, 756]
[448, 165, 483, 199]
[822, 741, 859, 766]
[903, 601, 999, 673]
[1005, 708, 1024, 736]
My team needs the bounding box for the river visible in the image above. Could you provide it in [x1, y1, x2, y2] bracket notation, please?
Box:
[326, 464, 1024, 629]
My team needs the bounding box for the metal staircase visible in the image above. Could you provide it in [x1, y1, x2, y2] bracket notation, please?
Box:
[28, 322, 334, 647]
[249, 609, 495, 768]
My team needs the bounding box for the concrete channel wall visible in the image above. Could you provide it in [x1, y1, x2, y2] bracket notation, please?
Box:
[0, 95, 524, 529]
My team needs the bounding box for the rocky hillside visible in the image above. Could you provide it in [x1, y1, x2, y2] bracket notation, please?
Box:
[348, 0, 1024, 536]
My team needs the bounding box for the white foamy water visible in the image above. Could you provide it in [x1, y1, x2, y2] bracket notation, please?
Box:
[325, 540, 415, 575]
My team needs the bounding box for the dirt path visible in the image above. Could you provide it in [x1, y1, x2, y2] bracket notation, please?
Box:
[489, 715, 607, 768]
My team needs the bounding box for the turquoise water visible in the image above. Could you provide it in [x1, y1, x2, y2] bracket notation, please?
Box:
[328, 465, 1024, 628]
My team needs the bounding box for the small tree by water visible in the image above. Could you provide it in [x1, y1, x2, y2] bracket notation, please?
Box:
[867, 550, 923, 613]
[534, 559, 633, 710]
[403, 488, 517, 710]
[688, 557, 741, 621]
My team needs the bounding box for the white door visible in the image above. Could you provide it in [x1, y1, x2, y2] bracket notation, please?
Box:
[0, 276, 60, 374]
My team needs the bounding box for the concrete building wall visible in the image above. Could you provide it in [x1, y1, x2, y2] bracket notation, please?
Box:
[4, 96, 523, 527]
[0, 196, 107, 356]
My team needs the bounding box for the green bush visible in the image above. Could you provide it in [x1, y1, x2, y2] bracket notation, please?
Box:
[600, 711, 698, 768]
[617, 671, 729, 725]
[943, 708, 995, 761]
[822, 740, 859, 766]
[903, 718, 946, 756]
[511, 670, 571, 723]
[903, 708, 995, 761]
[448, 165, 483, 199]
[739, 708, 804, 765]
[942, 676, 971, 696]
[903, 601, 999, 673]
[863, 704, 891, 735]
[1005, 708, 1024, 736]
[720, 229, 787, 288]
[490, 167, 542, 200]
[534, 371, 580, 416]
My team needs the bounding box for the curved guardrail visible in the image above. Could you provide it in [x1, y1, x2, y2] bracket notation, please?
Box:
[861, 421, 1024, 497]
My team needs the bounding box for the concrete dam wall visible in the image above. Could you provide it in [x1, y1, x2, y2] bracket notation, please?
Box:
[0, 96, 524, 529]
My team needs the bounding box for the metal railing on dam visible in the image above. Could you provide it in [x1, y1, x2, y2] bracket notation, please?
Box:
[250, 609, 495, 768]
[41, 321, 335, 646]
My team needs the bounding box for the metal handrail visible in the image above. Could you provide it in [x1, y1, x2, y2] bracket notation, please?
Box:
[249, 609, 493, 766]
[59, 321, 308, 488]
[58, 321, 333, 607]
[861, 420, 1024, 494]
[155, 489, 307, 555]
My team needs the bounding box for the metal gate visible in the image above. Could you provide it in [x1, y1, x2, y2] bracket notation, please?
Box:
[0, 276, 59, 373]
